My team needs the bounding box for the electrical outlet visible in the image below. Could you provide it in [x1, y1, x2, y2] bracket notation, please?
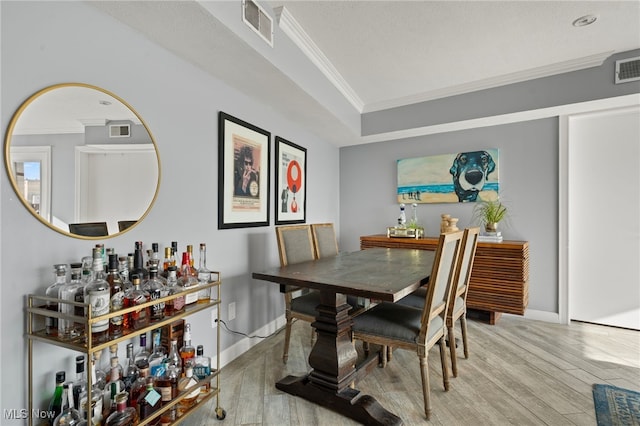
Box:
[211, 306, 218, 328]
[228, 302, 236, 321]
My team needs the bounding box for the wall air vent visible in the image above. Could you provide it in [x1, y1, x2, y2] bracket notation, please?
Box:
[242, 0, 273, 47]
[615, 56, 640, 84]
[109, 124, 130, 138]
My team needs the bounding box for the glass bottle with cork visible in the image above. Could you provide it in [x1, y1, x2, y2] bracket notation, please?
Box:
[197, 243, 212, 303]
[85, 248, 110, 344]
[178, 252, 199, 306]
[45, 264, 67, 337]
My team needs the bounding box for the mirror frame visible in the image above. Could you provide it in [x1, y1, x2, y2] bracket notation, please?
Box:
[4, 82, 162, 239]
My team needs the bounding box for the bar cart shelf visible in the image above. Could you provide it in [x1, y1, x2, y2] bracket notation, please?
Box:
[26, 276, 225, 426]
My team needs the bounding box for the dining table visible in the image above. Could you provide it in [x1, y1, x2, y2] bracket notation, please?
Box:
[252, 247, 436, 425]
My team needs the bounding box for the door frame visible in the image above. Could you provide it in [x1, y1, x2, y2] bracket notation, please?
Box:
[558, 96, 640, 325]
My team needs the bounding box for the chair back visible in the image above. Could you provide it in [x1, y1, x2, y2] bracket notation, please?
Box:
[275, 224, 316, 267]
[69, 222, 109, 237]
[419, 231, 463, 344]
[450, 227, 480, 306]
[311, 223, 339, 258]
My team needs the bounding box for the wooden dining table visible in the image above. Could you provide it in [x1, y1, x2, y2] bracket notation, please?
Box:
[252, 247, 435, 425]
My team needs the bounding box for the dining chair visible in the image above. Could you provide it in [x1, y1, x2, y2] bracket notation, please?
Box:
[275, 224, 321, 363]
[396, 227, 480, 377]
[310, 222, 368, 313]
[68, 221, 109, 237]
[352, 230, 463, 419]
[310, 223, 339, 258]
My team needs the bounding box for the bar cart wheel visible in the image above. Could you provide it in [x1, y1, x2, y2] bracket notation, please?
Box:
[216, 407, 227, 420]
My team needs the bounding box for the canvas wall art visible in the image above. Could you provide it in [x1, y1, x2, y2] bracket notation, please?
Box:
[397, 149, 500, 204]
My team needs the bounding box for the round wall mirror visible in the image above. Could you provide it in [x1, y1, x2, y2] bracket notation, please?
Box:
[4, 83, 161, 239]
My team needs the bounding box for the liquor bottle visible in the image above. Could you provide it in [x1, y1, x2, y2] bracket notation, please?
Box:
[103, 358, 125, 419]
[104, 346, 123, 383]
[117, 256, 132, 290]
[170, 242, 179, 274]
[123, 343, 139, 393]
[154, 363, 179, 406]
[79, 359, 103, 425]
[161, 246, 173, 278]
[128, 360, 149, 412]
[123, 275, 150, 329]
[398, 203, 407, 228]
[137, 377, 162, 423]
[70, 262, 88, 337]
[53, 382, 84, 426]
[48, 371, 66, 421]
[81, 256, 93, 283]
[131, 241, 149, 280]
[105, 391, 138, 426]
[58, 264, 84, 340]
[46, 264, 67, 336]
[164, 265, 185, 317]
[166, 338, 182, 374]
[92, 350, 107, 391]
[194, 345, 211, 393]
[85, 248, 110, 343]
[179, 323, 196, 370]
[142, 266, 166, 322]
[177, 366, 200, 415]
[197, 243, 212, 303]
[134, 334, 151, 369]
[186, 244, 194, 268]
[107, 255, 125, 337]
[178, 252, 199, 306]
[147, 329, 166, 377]
[72, 356, 88, 412]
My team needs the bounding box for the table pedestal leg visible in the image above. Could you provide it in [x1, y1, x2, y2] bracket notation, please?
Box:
[275, 292, 402, 425]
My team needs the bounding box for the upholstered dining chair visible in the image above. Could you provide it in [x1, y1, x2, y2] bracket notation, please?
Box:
[396, 227, 480, 377]
[352, 230, 463, 419]
[276, 224, 320, 363]
[310, 223, 339, 258]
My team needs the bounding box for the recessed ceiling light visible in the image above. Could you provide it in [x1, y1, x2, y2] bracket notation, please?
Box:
[573, 14, 598, 27]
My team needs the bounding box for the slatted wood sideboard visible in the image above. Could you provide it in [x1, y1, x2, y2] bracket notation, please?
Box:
[360, 235, 529, 324]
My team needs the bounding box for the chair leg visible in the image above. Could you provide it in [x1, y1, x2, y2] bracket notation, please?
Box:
[387, 346, 393, 363]
[310, 326, 315, 344]
[380, 345, 387, 368]
[460, 315, 469, 359]
[282, 318, 293, 364]
[448, 324, 458, 377]
[363, 341, 370, 357]
[438, 336, 450, 391]
[419, 355, 431, 420]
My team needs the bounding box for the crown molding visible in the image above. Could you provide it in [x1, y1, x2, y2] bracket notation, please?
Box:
[362, 51, 615, 113]
[274, 6, 364, 113]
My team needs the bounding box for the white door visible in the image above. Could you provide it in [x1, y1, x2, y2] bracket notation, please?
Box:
[568, 106, 640, 330]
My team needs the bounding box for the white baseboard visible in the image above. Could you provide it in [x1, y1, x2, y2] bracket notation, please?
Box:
[504, 309, 560, 323]
[213, 315, 287, 370]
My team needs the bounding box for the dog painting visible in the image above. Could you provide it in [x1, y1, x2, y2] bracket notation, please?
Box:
[397, 149, 499, 204]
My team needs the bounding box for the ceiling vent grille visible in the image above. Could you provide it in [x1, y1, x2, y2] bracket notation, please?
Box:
[615, 57, 640, 84]
[243, 0, 273, 47]
[109, 124, 130, 138]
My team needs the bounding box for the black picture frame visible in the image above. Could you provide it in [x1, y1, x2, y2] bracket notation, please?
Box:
[218, 112, 271, 229]
[275, 136, 307, 225]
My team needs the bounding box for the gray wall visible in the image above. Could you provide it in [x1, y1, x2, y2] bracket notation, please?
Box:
[340, 118, 558, 313]
[341, 49, 640, 319]
[1, 1, 339, 414]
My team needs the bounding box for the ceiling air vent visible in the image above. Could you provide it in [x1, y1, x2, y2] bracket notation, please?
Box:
[109, 124, 130, 138]
[242, 0, 273, 47]
[615, 56, 640, 84]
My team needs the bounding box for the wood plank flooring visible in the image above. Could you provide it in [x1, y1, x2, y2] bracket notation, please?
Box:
[185, 315, 640, 425]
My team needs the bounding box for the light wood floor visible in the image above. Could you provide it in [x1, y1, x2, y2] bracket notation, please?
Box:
[186, 315, 640, 425]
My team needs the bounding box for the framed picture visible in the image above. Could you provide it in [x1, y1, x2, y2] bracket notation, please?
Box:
[397, 149, 500, 204]
[218, 112, 271, 229]
[275, 136, 306, 224]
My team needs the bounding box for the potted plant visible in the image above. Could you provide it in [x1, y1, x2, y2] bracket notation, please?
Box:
[473, 198, 508, 233]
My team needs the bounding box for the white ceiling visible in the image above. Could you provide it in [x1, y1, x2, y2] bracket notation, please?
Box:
[88, 1, 640, 146]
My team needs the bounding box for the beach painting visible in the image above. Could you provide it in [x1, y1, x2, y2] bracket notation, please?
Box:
[397, 149, 500, 204]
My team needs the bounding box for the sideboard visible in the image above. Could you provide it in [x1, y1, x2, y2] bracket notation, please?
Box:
[360, 235, 529, 324]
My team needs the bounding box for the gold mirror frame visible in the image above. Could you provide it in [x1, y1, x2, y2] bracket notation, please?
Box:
[4, 83, 161, 239]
